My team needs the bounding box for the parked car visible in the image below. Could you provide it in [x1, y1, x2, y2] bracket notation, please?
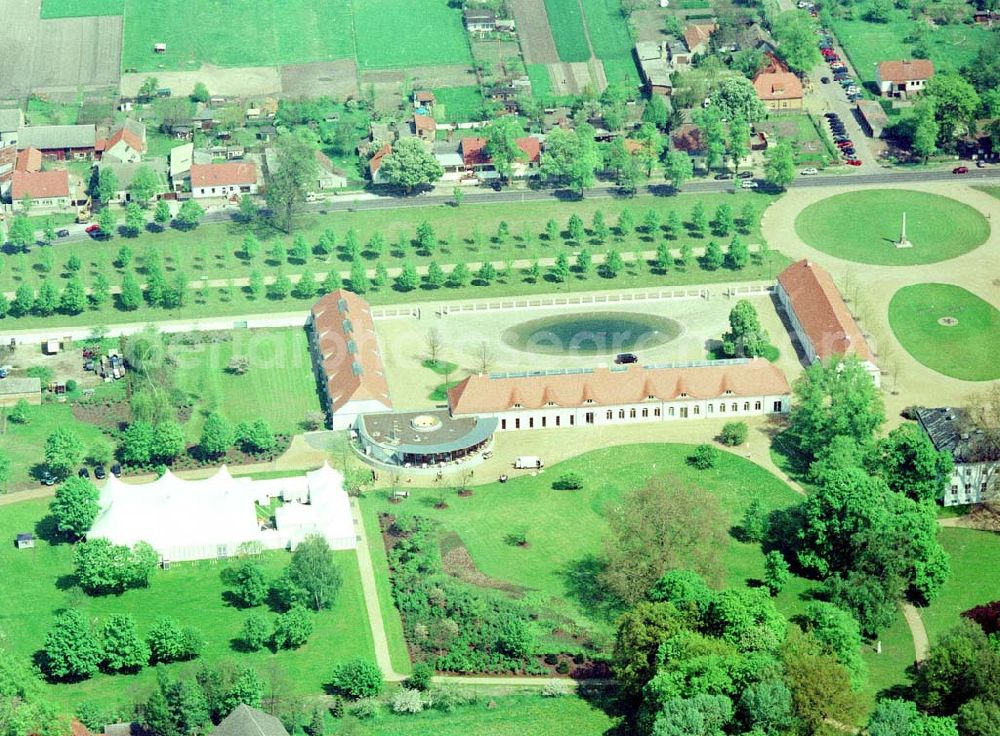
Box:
[95, 465, 106, 480]
[615, 353, 638, 364]
[952, 166, 969, 174]
[40, 471, 56, 486]
[824, 112, 839, 118]
[85, 224, 101, 237]
[846, 159, 863, 166]
[837, 140, 854, 148]
[78, 467, 90, 478]
[800, 167, 819, 175]
[977, 160, 988, 168]
[737, 171, 754, 179]
[820, 76, 830, 84]
[111, 463, 122, 477]
[714, 172, 733, 180]
[56, 229, 70, 238]
[741, 179, 759, 189]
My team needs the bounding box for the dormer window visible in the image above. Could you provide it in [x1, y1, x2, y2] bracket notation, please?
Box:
[545, 401, 556, 407]
[584, 398, 594, 404]
[724, 389, 733, 396]
[679, 392, 688, 398]
[646, 394, 656, 400]
[512, 402, 522, 408]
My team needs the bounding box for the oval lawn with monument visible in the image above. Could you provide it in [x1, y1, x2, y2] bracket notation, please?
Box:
[888, 283, 1000, 381]
[794, 190, 990, 265]
[500, 312, 683, 356]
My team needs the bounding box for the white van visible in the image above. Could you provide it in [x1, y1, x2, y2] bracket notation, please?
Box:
[514, 456, 543, 469]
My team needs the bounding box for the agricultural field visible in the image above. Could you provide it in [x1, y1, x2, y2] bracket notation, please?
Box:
[580, 0, 640, 85]
[351, 0, 472, 69]
[831, 12, 991, 86]
[888, 284, 1000, 381]
[0, 498, 374, 712]
[120, 0, 356, 72]
[544, 0, 592, 62]
[40, 0, 123, 18]
[173, 328, 324, 439]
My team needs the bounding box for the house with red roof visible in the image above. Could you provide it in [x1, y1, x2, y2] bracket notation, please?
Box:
[368, 143, 392, 184]
[100, 119, 146, 164]
[876, 59, 934, 98]
[459, 135, 542, 179]
[15, 146, 41, 173]
[11, 169, 71, 212]
[753, 71, 803, 111]
[189, 161, 258, 199]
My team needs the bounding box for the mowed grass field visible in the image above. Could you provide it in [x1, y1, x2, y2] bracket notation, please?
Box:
[581, 0, 640, 84]
[121, 0, 356, 71]
[41, 0, 122, 18]
[888, 284, 1000, 381]
[921, 528, 1000, 644]
[0, 498, 374, 711]
[173, 328, 324, 439]
[795, 190, 990, 265]
[431, 86, 485, 122]
[544, 0, 592, 62]
[352, 0, 472, 69]
[831, 13, 991, 85]
[362, 444, 803, 633]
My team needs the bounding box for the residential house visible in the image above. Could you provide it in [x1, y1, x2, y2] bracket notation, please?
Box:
[875, 59, 934, 98]
[314, 150, 348, 189]
[0, 109, 23, 146]
[309, 290, 392, 430]
[16, 124, 96, 160]
[413, 90, 436, 110]
[459, 135, 542, 179]
[214, 706, 290, 736]
[168, 143, 193, 191]
[100, 119, 146, 163]
[368, 143, 392, 184]
[11, 170, 72, 213]
[15, 147, 42, 173]
[95, 159, 168, 205]
[856, 99, 889, 138]
[775, 259, 881, 386]
[683, 23, 718, 56]
[447, 358, 790, 431]
[412, 114, 437, 141]
[189, 161, 258, 199]
[634, 42, 674, 96]
[0, 377, 42, 407]
[0, 144, 15, 191]
[464, 8, 497, 33]
[753, 71, 803, 110]
[917, 407, 998, 507]
[432, 141, 467, 182]
[671, 124, 704, 155]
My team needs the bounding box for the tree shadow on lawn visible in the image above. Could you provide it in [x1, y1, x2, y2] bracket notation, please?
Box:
[558, 553, 625, 624]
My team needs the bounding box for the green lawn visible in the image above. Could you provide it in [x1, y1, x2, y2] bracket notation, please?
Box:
[831, 13, 992, 86]
[0, 499, 374, 712]
[795, 190, 990, 265]
[527, 65, 554, 99]
[352, 0, 471, 69]
[431, 86, 485, 123]
[121, 0, 356, 71]
[3, 192, 775, 297]
[40, 0, 122, 17]
[341, 693, 618, 735]
[922, 528, 1000, 645]
[173, 328, 324, 439]
[544, 0, 592, 62]
[888, 284, 1000, 381]
[973, 185, 1000, 201]
[0, 404, 108, 490]
[361, 444, 803, 635]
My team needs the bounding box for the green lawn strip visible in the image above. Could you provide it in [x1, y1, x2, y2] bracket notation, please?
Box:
[431, 87, 485, 123]
[973, 185, 1000, 201]
[0, 404, 108, 489]
[794, 190, 989, 266]
[359, 500, 413, 675]
[859, 611, 913, 698]
[580, 0, 638, 83]
[831, 14, 991, 85]
[544, 0, 592, 62]
[352, 0, 471, 69]
[921, 528, 1000, 645]
[4, 191, 776, 294]
[121, 0, 356, 72]
[888, 284, 1000, 381]
[0, 499, 374, 711]
[172, 327, 324, 440]
[600, 55, 641, 86]
[527, 65, 554, 98]
[40, 0, 122, 17]
[363, 444, 802, 636]
[0, 251, 791, 333]
[342, 692, 617, 735]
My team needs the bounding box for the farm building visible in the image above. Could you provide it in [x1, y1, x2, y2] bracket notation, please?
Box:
[447, 358, 791, 431]
[94, 159, 168, 204]
[634, 43, 673, 96]
[189, 161, 258, 199]
[15, 147, 42, 173]
[356, 409, 497, 469]
[15, 533, 35, 550]
[0, 109, 23, 146]
[776, 259, 881, 386]
[309, 290, 392, 430]
[917, 407, 998, 507]
[0, 377, 42, 407]
[88, 463, 356, 563]
[16, 124, 96, 160]
[856, 100, 890, 138]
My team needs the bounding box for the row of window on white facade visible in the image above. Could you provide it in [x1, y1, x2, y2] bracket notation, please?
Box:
[498, 400, 781, 430]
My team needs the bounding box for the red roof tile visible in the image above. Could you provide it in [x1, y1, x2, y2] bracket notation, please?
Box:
[413, 114, 437, 134]
[448, 358, 789, 415]
[15, 147, 41, 172]
[369, 143, 392, 177]
[311, 290, 392, 414]
[876, 59, 934, 83]
[515, 137, 541, 163]
[461, 136, 489, 166]
[777, 259, 876, 364]
[12, 169, 69, 199]
[753, 71, 803, 101]
[190, 162, 257, 187]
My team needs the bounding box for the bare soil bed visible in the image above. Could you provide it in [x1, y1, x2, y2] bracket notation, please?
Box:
[120, 64, 281, 98]
[280, 59, 359, 98]
[510, 0, 561, 64]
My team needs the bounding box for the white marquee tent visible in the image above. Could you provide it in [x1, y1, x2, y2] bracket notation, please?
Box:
[88, 463, 357, 563]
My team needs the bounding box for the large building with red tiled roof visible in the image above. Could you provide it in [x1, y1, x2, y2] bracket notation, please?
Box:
[101, 119, 146, 163]
[448, 358, 790, 431]
[876, 59, 934, 98]
[11, 169, 71, 212]
[310, 290, 392, 429]
[190, 161, 258, 199]
[459, 135, 542, 178]
[776, 259, 880, 385]
[753, 71, 803, 110]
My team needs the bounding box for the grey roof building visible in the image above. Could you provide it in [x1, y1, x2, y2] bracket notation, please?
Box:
[17, 124, 96, 151]
[917, 407, 999, 506]
[213, 705, 290, 736]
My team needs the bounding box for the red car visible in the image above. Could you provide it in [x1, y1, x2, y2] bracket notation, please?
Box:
[85, 224, 100, 233]
[836, 140, 854, 148]
[846, 159, 863, 166]
[952, 166, 969, 174]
